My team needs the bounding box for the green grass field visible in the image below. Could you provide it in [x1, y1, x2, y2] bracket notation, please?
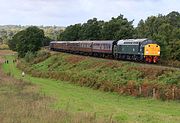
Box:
[2, 54, 180, 122]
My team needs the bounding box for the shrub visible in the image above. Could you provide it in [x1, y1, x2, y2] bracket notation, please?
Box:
[32, 50, 51, 64]
[24, 51, 36, 62]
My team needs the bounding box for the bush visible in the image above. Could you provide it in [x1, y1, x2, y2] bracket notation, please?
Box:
[32, 50, 51, 64]
[24, 51, 36, 62]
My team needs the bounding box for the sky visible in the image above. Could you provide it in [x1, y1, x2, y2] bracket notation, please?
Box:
[0, 0, 179, 27]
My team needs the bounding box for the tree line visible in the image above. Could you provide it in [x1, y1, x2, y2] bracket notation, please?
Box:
[0, 25, 64, 44]
[58, 11, 180, 61]
[7, 11, 180, 61]
[58, 15, 134, 41]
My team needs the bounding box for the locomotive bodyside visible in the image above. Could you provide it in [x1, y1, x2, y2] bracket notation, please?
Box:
[114, 39, 145, 61]
[114, 39, 160, 63]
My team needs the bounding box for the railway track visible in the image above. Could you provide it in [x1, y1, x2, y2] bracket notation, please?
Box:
[47, 49, 180, 71]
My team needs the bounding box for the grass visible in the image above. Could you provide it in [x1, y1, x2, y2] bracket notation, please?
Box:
[2, 54, 180, 122]
[0, 44, 9, 50]
[0, 75, 110, 123]
[31, 52, 180, 85]
[0, 54, 111, 123]
[17, 52, 180, 100]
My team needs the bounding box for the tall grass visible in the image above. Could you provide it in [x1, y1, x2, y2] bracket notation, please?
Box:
[0, 44, 9, 50]
[17, 52, 180, 100]
[2, 54, 180, 123]
[0, 72, 115, 123]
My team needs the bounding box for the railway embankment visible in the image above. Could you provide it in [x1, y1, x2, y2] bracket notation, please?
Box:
[2, 50, 180, 122]
[17, 51, 180, 100]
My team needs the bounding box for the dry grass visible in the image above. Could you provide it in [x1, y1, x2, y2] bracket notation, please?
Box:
[65, 55, 87, 64]
[0, 78, 115, 123]
[0, 61, 115, 123]
[0, 50, 15, 56]
[160, 60, 180, 68]
[18, 52, 180, 100]
[0, 44, 9, 50]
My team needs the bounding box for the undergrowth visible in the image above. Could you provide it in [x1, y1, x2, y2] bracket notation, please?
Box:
[17, 52, 180, 100]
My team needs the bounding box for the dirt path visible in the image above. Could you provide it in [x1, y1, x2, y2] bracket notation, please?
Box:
[49, 50, 180, 71]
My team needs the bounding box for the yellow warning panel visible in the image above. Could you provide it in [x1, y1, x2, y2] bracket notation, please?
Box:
[144, 44, 160, 56]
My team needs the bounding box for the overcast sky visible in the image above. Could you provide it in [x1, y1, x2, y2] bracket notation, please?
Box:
[0, 0, 179, 26]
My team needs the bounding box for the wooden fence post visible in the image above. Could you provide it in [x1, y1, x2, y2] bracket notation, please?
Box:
[139, 86, 142, 95]
[153, 88, 156, 99]
[172, 88, 175, 100]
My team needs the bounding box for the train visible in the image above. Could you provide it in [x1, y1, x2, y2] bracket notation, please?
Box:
[49, 39, 160, 63]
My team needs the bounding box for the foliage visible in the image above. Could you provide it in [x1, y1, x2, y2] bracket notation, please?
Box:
[9, 26, 45, 57]
[58, 15, 134, 41]
[24, 51, 36, 62]
[58, 24, 81, 40]
[102, 15, 134, 40]
[79, 18, 104, 40]
[32, 50, 51, 64]
[42, 36, 52, 46]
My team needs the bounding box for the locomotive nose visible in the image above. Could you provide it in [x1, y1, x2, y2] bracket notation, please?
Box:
[144, 44, 160, 56]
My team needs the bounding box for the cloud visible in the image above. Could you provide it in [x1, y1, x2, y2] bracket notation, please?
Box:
[0, 0, 179, 26]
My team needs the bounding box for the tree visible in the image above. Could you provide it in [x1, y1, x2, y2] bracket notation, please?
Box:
[135, 11, 180, 61]
[9, 26, 45, 57]
[79, 18, 104, 40]
[166, 11, 180, 28]
[0, 37, 3, 44]
[58, 24, 81, 41]
[135, 19, 146, 38]
[42, 36, 52, 46]
[102, 15, 134, 40]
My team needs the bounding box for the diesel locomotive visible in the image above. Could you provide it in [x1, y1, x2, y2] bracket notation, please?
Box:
[50, 39, 160, 63]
